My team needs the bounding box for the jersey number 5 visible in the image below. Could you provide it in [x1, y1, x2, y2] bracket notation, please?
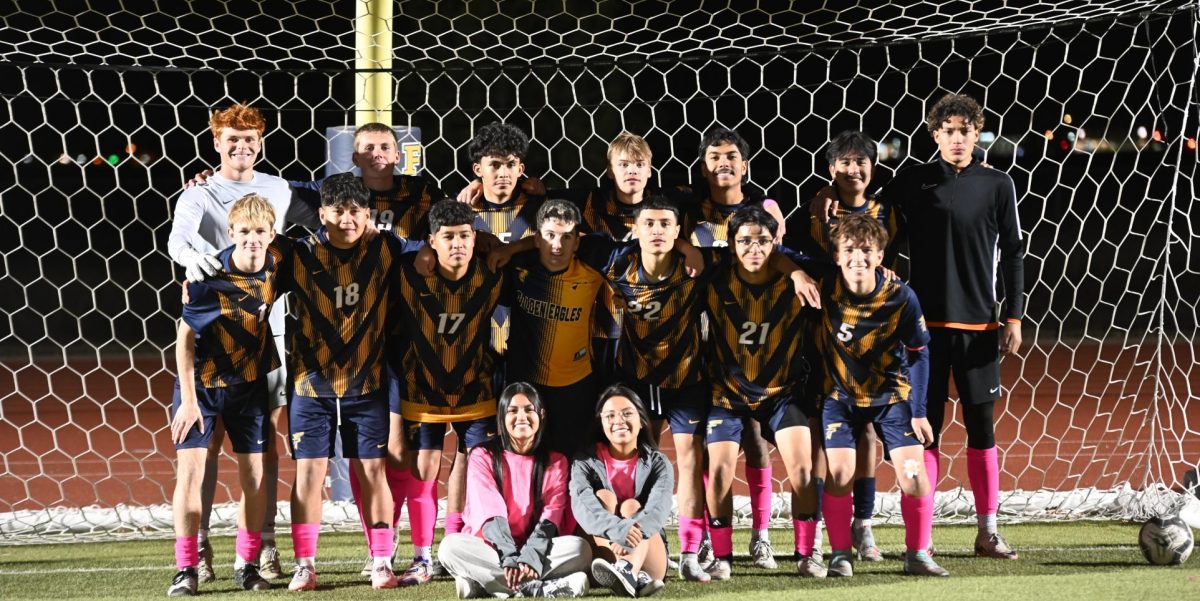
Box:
[836, 322, 854, 342]
[738, 321, 770, 345]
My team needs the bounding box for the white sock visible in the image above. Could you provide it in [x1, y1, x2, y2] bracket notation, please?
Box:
[752, 528, 770, 543]
[234, 555, 248, 570]
[197, 529, 209, 545]
[854, 518, 872, 529]
[296, 556, 315, 569]
[414, 546, 432, 562]
[373, 556, 390, 569]
[978, 514, 997, 534]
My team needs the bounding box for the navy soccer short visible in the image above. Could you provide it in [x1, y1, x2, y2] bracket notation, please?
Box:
[706, 395, 810, 445]
[172, 378, 269, 453]
[623, 377, 710, 437]
[822, 399, 921, 452]
[928, 328, 1001, 406]
[289, 391, 389, 460]
[405, 417, 496, 452]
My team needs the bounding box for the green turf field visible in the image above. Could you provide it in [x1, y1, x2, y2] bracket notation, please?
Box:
[1, 523, 1196, 599]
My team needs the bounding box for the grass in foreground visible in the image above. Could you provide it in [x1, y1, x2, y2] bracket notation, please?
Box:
[1, 522, 1197, 600]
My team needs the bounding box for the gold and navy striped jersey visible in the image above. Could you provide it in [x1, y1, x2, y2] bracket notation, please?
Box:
[603, 245, 726, 388]
[705, 261, 813, 411]
[282, 229, 420, 398]
[394, 255, 504, 423]
[794, 194, 900, 266]
[369, 174, 445, 239]
[505, 251, 606, 387]
[183, 240, 287, 387]
[819, 272, 929, 408]
[471, 184, 546, 355]
[687, 191, 766, 248]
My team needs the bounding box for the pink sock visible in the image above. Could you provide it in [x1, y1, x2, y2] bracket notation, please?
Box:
[175, 535, 199, 570]
[710, 522, 734, 558]
[900, 491, 933, 552]
[291, 523, 320, 560]
[924, 448, 941, 490]
[407, 478, 439, 548]
[794, 519, 817, 556]
[678, 516, 706, 554]
[368, 526, 394, 559]
[444, 512, 465, 535]
[388, 466, 411, 526]
[746, 466, 773, 531]
[967, 446, 999, 516]
[235, 528, 263, 564]
[821, 492, 853, 551]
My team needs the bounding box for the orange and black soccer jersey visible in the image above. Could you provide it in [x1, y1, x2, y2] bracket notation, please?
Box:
[394, 255, 505, 423]
[183, 239, 288, 387]
[505, 251, 606, 387]
[471, 184, 546, 354]
[792, 194, 900, 266]
[705, 262, 813, 411]
[819, 272, 930, 408]
[574, 185, 642, 340]
[282, 229, 421, 398]
[369, 174, 445, 239]
[604, 245, 726, 388]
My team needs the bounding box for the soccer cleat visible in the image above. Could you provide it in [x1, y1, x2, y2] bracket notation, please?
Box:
[196, 539, 215, 583]
[749, 539, 778, 569]
[397, 559, 434, 587]
[677, 554, 710, 582]
[827, 551, 854, 578]
[370, 562, 398, 589]
[795, 554, 827, 578]
[234, 564, 271, 591]
[359, 556, 373, 577]
[167, 567, 198, 597]
[534, 572, 590, 598]
[704, 558, 732, 581]
[852, 522, 884, 562]
[975, 531, 1019, 560]
[287, 565, 317, 591]
[454, 576, 487, 599]
[591, 558, 638, 597]
[258, 544, 284, 579]
[696, 532, 713, 566]
[904, 550, 950, 576]
[634, 571, 664, 598]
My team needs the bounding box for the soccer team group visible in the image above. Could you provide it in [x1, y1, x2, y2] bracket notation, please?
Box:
[165, 91, 1025, 597]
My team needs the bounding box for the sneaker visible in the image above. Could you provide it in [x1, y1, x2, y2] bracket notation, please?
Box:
[259, 545, 284, 580]
[696, 532, 713, 566]
[359, 556, 373, 577]
[397, 559, 433, 587]
[454, 576, 487, 599]
[677, 554, 710, 582]
[370, 562, 398, 590]
[852, 523, 884, 562]
[534, 572, 590, 598]
[167, 568, 198, 597]
[904, 550, 950, 577]
[827, 551, 854, 578]
[749, 539, 778, 569]
[234, 564, 271, 591]
[591, 559, 638, 597]
[634, 571, 663, 598]
[975, 531, 1019, 560]
[196, 539, 215, 583]
[703, 558, 731, 581]
[795, 555, 827, 578]
[287, 565, 317, 591]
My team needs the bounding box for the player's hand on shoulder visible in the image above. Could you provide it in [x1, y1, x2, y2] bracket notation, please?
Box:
[789, 269, 821, 309]
[183, 168, 214, 190]
[456, 180, 483, 204]
[521, 176, 546, 196]
[360, 218, 380, 242]
[180, 247, 222, 282]
[810, 184, 837, 223]
[881, 266, 900, 282]
[911, 417, 933, 447]
[762, 199, 787, 244]
[413, 245, 437, 277]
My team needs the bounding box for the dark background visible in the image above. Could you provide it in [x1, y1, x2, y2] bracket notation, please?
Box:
[0, 0, 1196, 357]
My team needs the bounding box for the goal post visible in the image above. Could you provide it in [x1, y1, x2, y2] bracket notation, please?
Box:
[0, 1, 1197, 540]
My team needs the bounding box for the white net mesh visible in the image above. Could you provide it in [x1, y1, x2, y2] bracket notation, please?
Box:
[1, 1, 1197, 540]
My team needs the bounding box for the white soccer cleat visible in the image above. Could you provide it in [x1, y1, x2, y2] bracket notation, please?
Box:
[677, 554, 710, 582]
[852, 522, 884, 562]
[975, 531, 1019, 560]
[258, 544, 284, 579]
[287, 565, 317, 591]
[454, 576, 487, 599]
[167, 568, 198, 597]
[370, 562, 398, 589]
[904, 550, 950, 576]
[795, 555, 827, 578]
[749, 538, 778, 569]
[196, 539, 215, 584]
[704, 558, 732, 581]
[827, 551, 854, 577]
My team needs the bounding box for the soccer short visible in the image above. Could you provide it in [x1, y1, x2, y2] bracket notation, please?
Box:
[591, 336, 619, 388]
[822, 399, 921, 452]
[537, 374, 597, 457]
[622, 377, 710, 437]
[172, 378, 269, 453]
[406, 417, 495, 451]
[928, 327, 1001, 406]
[265, 334, 288, 409]
[289, 391, 389, 460]
[706, 395, 810, 445]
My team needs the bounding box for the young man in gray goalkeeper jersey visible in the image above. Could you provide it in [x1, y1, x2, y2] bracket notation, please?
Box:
[167, 102, 319, 582]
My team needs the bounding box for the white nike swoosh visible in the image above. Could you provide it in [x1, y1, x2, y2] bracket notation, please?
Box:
[989, 387, 1000, 394]
[921, 183, 937, 190]
[256, 440, 265, 444]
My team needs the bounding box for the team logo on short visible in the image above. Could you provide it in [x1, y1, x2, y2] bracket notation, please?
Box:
[291, 431, 305, 447]
[825, 422, 843, 441]
[706, 419, 723, 436]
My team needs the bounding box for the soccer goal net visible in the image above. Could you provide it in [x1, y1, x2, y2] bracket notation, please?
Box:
[1, 1, 1196, 540]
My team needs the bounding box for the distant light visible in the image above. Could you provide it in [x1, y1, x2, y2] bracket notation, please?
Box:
[91, 156, 104, 165]
[76, 154, 88, 164]
[1136, 126, 1148, 139]
[1188, 138, 1197, 150]
[125, 143, 137, 154]
[107, 154, 120, 165]
[22, 155, 33, 164]
[1059, 140, 1070, 151]
[1067, 132, 1076, 141]
[1153, 129, 1163, 142]
[1077, 129, 1086, 140]
[58, 153, 72, 165]
[1063, 114, 1073, 125]
[1044, 130, 1054, 140]
[139, 153, 151, 164]
[980, 131, 996, 143]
